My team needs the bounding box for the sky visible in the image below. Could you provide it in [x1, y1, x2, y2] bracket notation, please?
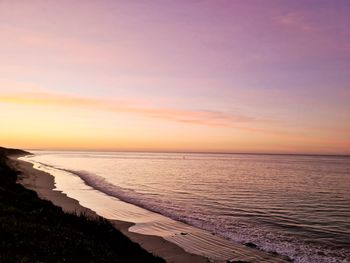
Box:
[0, 0, 349, 154]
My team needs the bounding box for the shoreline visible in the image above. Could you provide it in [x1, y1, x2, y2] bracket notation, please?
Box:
[12, 156, 209, 263]
[13, 154, 291, 263]
[0, 148, 164, 263]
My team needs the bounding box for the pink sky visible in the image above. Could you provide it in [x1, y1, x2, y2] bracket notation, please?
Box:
[1, 0, 349, 154]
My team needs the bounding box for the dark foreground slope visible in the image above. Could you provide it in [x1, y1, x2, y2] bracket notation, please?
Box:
[0, 147, 164, 263]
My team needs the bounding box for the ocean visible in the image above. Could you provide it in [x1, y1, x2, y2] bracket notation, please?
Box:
[22, 151, 350, 263]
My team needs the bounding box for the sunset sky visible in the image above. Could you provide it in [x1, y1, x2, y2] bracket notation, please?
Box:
[1, 0, 349, 154]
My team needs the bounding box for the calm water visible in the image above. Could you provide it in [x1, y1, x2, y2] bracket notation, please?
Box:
[26, 152, 350, 263]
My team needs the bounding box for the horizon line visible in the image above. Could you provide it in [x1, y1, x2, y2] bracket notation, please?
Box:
[23, 148, 350, 158]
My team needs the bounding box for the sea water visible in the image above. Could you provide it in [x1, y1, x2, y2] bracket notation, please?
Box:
[23, 151, 350, 263]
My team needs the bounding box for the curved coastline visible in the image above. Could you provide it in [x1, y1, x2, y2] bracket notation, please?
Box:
[14, 154, 290, 263]
[12, 156, 208, 263]
[0, 149, 164, 263]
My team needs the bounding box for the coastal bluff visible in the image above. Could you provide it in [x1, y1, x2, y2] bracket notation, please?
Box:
[0, 146, 164, 263]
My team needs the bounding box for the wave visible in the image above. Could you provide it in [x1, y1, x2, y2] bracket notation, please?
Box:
[32, 160, 350, 263]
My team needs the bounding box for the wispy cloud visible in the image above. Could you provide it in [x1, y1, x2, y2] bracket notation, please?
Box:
[275, 12, 317, 32]
[0, 91, 259, 129]
[274, 10, 350, 56]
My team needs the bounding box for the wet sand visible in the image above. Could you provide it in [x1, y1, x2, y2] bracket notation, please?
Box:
[1, 149, 163, 263]
[12, 157, 290, 263]
[12, 157, 208, 263]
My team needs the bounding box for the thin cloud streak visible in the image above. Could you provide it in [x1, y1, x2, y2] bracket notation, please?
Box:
[0, 92, 261, 129]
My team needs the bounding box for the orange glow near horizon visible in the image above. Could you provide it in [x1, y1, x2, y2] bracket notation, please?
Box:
[1, 90, 349, 154]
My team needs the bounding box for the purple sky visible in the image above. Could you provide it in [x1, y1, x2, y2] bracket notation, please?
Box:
[1, 0, 349, 153]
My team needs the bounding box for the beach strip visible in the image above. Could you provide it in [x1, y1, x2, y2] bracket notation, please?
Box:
[0, 148, 163, 263]
[11, 156, 209, 263]
[13, 155, 291, 263]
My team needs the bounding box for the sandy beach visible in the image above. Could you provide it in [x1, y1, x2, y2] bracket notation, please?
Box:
[12, 157, 209, 263]
[0, 148, 165, 263]
[11, 155, 291, 263]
